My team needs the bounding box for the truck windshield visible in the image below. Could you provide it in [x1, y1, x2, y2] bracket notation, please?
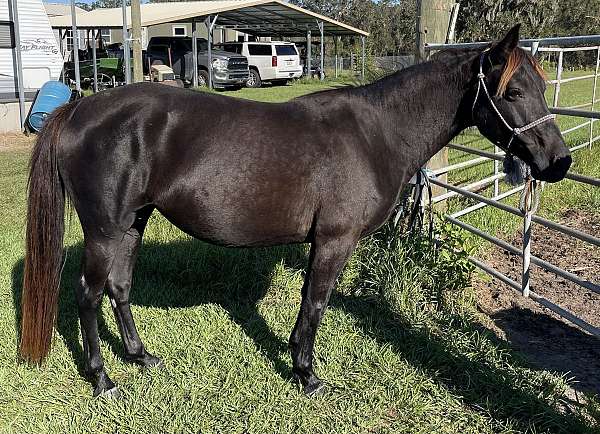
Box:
[275, 45, 297, 56]
[219, 44, 243, 54]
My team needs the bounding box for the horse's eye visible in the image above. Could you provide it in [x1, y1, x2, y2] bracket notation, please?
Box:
[506, 88, 523, 101]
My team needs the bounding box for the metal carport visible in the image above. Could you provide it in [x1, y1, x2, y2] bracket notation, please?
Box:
[49, 0, 369, 90]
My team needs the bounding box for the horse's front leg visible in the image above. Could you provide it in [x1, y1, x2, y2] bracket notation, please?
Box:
[289, 232, 359, 396]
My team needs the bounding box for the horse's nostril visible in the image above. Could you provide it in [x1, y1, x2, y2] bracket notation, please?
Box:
[557, 154, 572, 168]
[552, 154, 572, 177]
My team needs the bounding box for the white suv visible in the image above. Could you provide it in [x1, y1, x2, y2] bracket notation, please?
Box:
[216, 41, 302, 88]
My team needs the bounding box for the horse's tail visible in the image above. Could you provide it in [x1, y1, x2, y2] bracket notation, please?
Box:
[20, 103, 74, 364]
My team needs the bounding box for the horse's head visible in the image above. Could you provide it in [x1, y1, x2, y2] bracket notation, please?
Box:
[471, 25, 571, 183]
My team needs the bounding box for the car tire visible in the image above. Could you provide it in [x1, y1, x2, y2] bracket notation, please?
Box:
[246, 69, 262, 88]
[198, 70, 209, 87]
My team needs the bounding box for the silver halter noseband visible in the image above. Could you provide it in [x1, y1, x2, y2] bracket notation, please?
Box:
[472, 51, 556, 151]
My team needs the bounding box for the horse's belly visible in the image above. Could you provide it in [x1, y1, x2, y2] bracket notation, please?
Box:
[155, 182, 316, 247]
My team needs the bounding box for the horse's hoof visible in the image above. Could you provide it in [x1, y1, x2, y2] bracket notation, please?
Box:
[304, 381, 326, 397]
[126, 352, 163, 369]
[93, 384, 120, 399]
[90, 370, 118, 398]
[141, 354, 163, 369]
[292, 371, 326, 397]
[98, 386, 121, 399]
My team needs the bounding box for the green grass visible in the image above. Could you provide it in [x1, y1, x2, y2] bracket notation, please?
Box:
[194, 77, 356, 102]
[1, 78, 599, 433]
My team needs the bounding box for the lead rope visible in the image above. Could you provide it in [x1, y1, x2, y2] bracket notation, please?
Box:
[519, 172, 541, 215]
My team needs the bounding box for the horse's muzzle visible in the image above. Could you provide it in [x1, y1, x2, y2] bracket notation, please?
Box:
[533, 153, 572, 183]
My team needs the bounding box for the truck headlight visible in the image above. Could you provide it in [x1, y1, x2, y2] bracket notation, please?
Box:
[212, 58, 227, 71]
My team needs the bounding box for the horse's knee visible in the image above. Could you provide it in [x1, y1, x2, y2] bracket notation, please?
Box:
[105, 276, 131, 304]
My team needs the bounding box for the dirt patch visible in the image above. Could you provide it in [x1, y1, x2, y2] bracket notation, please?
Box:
[475, 210, 600, 394]
[0, 132, 34, 152]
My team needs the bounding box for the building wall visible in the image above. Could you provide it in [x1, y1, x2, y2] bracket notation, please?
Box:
[0, 101, 33, 133]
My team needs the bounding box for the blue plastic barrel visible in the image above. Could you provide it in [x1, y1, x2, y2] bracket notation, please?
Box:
[28, 81, 72, 132]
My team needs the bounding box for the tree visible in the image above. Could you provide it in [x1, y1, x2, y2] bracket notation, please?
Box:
[87, 0, 129, 9]
[456, 0, 561, 41]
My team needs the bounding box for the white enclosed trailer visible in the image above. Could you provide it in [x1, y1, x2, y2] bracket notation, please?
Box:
[1, 0, 63, 132]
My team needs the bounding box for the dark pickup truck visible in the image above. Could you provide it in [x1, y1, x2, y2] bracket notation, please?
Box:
[145, 36, 249, 88]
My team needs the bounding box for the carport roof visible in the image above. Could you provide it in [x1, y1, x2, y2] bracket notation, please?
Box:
[48, 0, 369, 37]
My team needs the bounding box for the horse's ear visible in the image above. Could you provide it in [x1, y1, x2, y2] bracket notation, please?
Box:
[489, 24, 521, 65]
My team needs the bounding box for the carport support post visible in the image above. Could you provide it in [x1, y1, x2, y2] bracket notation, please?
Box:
[205, 15, 218, 89]
[59, 29, 67, 84]
[92, 29, 98, 92]
[192, 19, 198, 87]
[121, 0, 131, 85]
[361, 36, 365, 81]
[334, 36, 338, 78]
[70, 0, 81, 91]
[9, 0, 25, 130]
[306, 29, 311, 78]
[318, 21, 324, 80]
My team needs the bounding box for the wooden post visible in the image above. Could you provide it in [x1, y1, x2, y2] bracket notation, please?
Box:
[131, 0, 143, 83]
[416, 0, 454, 209]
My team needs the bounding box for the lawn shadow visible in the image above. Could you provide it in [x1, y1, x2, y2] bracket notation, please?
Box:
[491, 306, 600, 395]
[328, 292, 597, 433]
[11, 238, 308, 380]
[10, 237, 597, 432]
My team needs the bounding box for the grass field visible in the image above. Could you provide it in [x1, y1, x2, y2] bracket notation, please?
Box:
[1, 70, 599, 433]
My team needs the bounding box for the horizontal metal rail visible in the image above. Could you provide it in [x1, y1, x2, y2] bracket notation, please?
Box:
[550, 107, 600, 119]
[426, 34, 600, 51]
[570, 134, 600, 151]
[565, 171, 600, 187]
[539, 46, 600, 52]
[565, 99, 600, 110]
[432, 155, 491, 175]
[432, 173, 503, 203]
[447, 143, 503, 161]
[447, 216, 600, 294]
[561, 120, 590, 134]
[449, 185, 525, 218]
[430, 177, 600, 248]
[448, 118, 590, 145]
[548, 74, 596, 84]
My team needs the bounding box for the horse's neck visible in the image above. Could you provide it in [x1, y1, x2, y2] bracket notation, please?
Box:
[363, 61, 471, 180]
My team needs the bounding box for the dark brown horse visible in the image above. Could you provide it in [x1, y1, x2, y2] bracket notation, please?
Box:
[20, 25, 571, 397]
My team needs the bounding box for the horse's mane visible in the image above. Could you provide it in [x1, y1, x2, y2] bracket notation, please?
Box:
[497, 48, 546, 96]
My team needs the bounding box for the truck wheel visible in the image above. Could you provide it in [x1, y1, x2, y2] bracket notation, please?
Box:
[197, 70, 209, 87]
[246, 69, 262, 88]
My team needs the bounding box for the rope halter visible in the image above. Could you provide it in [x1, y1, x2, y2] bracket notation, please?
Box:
[471, 51, 556, 152]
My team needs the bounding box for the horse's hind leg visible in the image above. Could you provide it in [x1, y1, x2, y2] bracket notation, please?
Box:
[77, 236, 122, 397]
[105, 206, 162, 368]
